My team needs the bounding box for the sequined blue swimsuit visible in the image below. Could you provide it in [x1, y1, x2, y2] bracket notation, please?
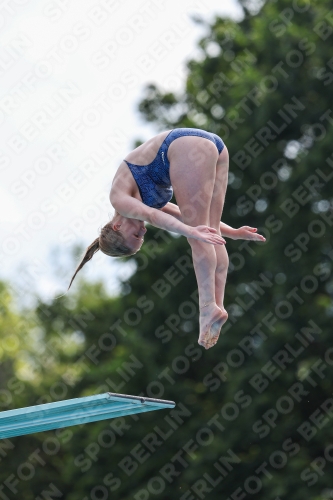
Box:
[124, 128, 225, 209]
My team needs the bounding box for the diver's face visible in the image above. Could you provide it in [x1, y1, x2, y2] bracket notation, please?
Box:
[113, 217, 147, 253]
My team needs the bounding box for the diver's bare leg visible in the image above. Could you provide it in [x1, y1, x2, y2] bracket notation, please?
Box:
[206, 146, 230, 347]
[168, 136, 226, 349]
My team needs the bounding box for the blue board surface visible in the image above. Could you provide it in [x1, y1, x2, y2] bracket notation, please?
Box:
[0, 393, 175, 439]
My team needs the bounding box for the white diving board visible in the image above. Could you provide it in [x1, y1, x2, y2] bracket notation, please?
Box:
[0, 392, 176, 439]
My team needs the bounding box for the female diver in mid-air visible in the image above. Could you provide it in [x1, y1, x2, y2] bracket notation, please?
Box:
[67, 128, 266, 349]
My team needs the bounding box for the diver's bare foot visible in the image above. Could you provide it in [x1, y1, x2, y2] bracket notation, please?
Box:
[198, 303, 228, 349]
[205, 307, 228, 348]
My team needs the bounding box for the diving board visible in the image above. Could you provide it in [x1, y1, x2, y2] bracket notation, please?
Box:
[0, 392, 176, 439]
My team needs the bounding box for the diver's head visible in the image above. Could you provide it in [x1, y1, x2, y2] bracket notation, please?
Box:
[67, 213, 146, 290]
[110, 212, 147, 254]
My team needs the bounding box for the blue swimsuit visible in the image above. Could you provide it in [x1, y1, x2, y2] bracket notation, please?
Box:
[124, 128, 225, 209]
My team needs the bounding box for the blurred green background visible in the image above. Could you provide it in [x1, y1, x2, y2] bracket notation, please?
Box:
[1, 0, 333, 498]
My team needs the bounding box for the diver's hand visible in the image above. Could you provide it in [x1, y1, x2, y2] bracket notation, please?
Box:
[189, 226, 226, 245]
[234, 226, 266, 241]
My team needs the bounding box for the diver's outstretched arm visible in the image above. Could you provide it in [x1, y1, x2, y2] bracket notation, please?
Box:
[161, 203, 266, 242]
[111, 194, 225, 245]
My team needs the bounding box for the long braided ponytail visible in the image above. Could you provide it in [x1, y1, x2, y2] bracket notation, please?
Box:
[67, 237, 100, 291]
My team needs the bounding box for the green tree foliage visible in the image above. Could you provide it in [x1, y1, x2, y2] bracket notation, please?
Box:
[1, 1, 333, 499]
